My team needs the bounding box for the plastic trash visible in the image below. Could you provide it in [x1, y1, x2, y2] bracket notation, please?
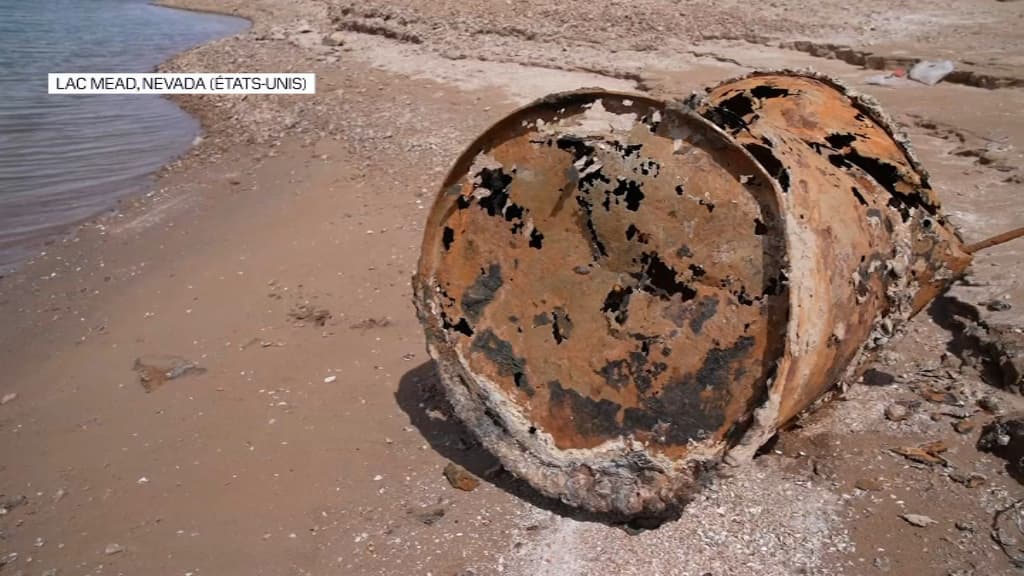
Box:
[909, 60, 955, 86]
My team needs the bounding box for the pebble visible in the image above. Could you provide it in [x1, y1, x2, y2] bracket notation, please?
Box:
[104, 543, 124, 555]
[986, 299, 1012, 312]
[953, 419, 976, 434]
[323, 375, 337, 383]
[1, 393, 17, 405]
[443, 462, 480, 491]
[884, 404, 908, 422]
[978, 395, 1002, 414]
[900, 513, 937, 527]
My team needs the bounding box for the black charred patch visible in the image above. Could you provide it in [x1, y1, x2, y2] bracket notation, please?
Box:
[575, 194, 608, 259]
[623, 335, 752, 445]
[602, 285, 632, 325]
[689, 296, 719, 334]
[625, 224, 650, 244]
[605, 179, 645, 212]
[529, 229, 544, 249]
[829, 149, 933, 218]
[675, 184, 685, 196]
[610, 141, 643, 159]
[851, 186, 868, 206]
[676, 245, 693, 258]
[472, 329, 533, 396]
[547, 380, 621, 438]
[451, 318, 473, 336]
[715, 93, 754, 130]
[699, 198, 715, 213]
[629, 346, 668, 394]
[532, 312, 551, 327]
[743, 143, 791, 192]
[825, 133, 857, 149]
[637, 159, 660, 177]
[806, 141, 826, 155]
[688, 263, 706, 278]
[456, 195, 472, 210]
[763, 270, 788, 297]
[475, 168, 514, 217]
[552, 306, 573, 344]
[754, 218, 768, 235]
[632, 253, 697, 302]
[460, 263, 502, 322]
[598, 359, 630, 389]
[442, 227, 455, 251]
[750, 85, 791, 100]
[733, 285, 755, 306]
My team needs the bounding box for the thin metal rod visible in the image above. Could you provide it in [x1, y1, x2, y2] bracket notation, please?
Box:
[965, 225, 1024, 254]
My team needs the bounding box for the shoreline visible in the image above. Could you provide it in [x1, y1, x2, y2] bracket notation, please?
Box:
[0, 1, 251, 276]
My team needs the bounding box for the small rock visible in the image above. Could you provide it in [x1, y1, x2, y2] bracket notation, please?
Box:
[137, 477, 149, 485]
[884, 404, 909, 422]
[955, 521, 975, 532]
[0, 495, 27, 510]
[940, 352, 962, 370]
[323, 375, 337, 384]
[854, 478, 883, 491]
[953, 419, 976, 434]
[892, 441, 947, 465]
[978, 395, 1002, 414]
[443, 462, 480, 492]
[133, 355, 205, 392]
[938, 405, 973, 419]
[52, 488, 67, 504]
[104, 543, 124, 555]
[901, 513, 937, 527]
[977, 413, 1024, 479]
[0, 393, 16, 405]
[864, 369, 896, 386]
[986, 300, 1012, 312]
[949, 471, 986, 488]
[322, 32, 346, 46]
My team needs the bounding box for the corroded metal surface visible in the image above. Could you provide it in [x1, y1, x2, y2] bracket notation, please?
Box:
[695, 72, 971, 431]
[413, 74, 973, 519]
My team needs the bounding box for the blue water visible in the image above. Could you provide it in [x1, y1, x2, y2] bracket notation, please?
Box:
[0, 0, 248, 271]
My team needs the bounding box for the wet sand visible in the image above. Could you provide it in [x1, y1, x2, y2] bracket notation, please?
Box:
[0, 1, 1022, 574]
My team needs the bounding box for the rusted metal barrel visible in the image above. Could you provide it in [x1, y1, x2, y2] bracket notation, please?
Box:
[412, 73, 971, 519]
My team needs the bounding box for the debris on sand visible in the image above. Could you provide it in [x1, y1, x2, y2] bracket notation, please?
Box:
[909, 60, 955, 85]
[133, 355, 206, 392]
[104, 543, 124, 556]
[350, 317, 391, 331]
[0, 392, 16, 405]
[978, 414, 1024, 480]
[892, 440, 949, 466]
[992, 499, 1024, 567]
[901, 513, 938, 527]
[885, 404, 909, 422]
[443, 462, 480, 492]
[954, 418, 977, 434]
[288, 304, 332, 327]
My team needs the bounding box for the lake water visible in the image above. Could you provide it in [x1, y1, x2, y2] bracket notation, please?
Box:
[0, 0, 248, 272]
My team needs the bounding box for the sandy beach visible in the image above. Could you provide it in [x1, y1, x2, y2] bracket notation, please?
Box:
[1, 1, 1023, 574]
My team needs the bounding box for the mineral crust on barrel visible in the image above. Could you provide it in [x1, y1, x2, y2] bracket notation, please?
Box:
[412, 76, 973, 519]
